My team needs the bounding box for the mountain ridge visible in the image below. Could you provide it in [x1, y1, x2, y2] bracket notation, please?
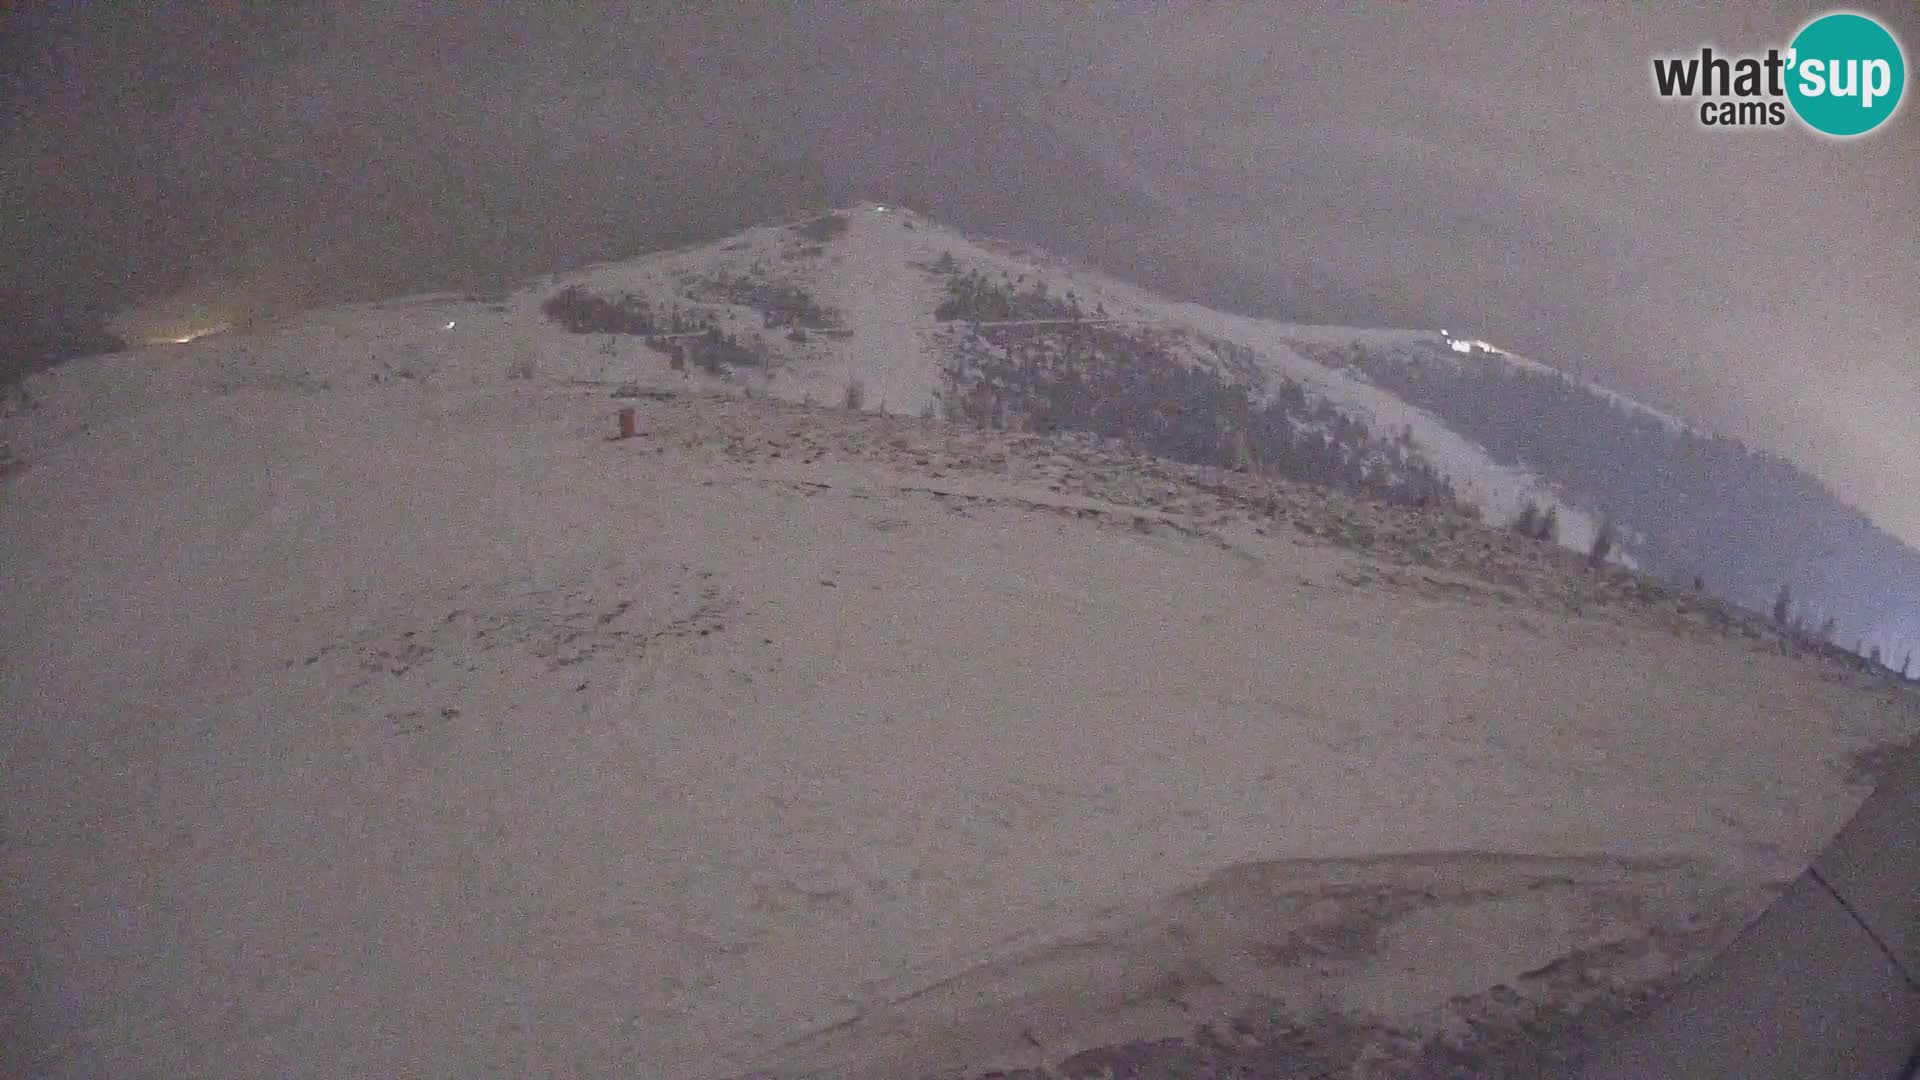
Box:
[6, 202, 1915, 662]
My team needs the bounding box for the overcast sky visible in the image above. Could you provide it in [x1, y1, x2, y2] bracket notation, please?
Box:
[3, 1, 1915, 542]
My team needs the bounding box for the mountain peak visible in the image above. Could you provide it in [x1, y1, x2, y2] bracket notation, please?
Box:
[14, 208, 1915, 658]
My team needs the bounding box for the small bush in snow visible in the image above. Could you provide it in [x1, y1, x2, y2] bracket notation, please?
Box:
[1534, 506, 1560, 544]
[1588, 516, 1615, 566]
[1513, 501, 1540, 536]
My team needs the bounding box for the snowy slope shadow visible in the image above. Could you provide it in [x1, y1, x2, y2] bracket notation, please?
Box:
[751, 852, 1754, 1080]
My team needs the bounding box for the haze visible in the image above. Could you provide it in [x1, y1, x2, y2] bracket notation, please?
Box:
[3, 2, 1914, 544]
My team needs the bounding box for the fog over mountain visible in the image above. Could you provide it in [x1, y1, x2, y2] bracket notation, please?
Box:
[3, 3, 1915, 547]
[9, 199, 1920, 1076]
[7, 8, 1920, 1072]
[14, 202, 1915, 659]
[488, 205, 1920, 661]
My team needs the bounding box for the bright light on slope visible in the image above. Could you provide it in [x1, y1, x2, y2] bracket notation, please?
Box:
[155, 322, 232, 345]
[1441, 330, 1501, 356]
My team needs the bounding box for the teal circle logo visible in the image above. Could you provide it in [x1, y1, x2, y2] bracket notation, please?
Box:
[1787, 12, 1906, 136]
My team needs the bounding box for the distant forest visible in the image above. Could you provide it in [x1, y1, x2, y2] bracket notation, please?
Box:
[1303, 338, 1920, 655]
[932, 271, 1460, 510]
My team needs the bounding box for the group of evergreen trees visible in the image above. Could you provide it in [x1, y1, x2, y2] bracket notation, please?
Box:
[935, 270, 1085, 324]
[1511, 502, 1617, 569]
[541, 286, 657, 336]
[688, 274, 837, 330]
[677, 327, 764, 374]
[1305, 336, 1920, 651]
[1511, 501, 1560, 543]
[541, 285, 768, 374]
[938, 322, 1460, 509]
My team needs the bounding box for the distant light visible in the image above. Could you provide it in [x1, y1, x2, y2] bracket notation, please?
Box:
[872, 205, 889, 213]
[150, 322, 231, 346]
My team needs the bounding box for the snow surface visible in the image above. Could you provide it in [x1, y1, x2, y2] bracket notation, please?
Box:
[641, 207, 1614, 547]
[27, 205, 1690, 557]
[4, 361, 1916, 1077]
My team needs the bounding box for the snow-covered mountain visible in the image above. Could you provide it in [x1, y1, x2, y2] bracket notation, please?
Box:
[10, 205, 1920, 1078]
[9, 203, 1916, 659]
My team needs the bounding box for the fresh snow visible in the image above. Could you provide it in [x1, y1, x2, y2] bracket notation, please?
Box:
[73, 204, 1672, 557]
[10, 206, 1916, 1076]
[5, 366, 1917, 1077]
